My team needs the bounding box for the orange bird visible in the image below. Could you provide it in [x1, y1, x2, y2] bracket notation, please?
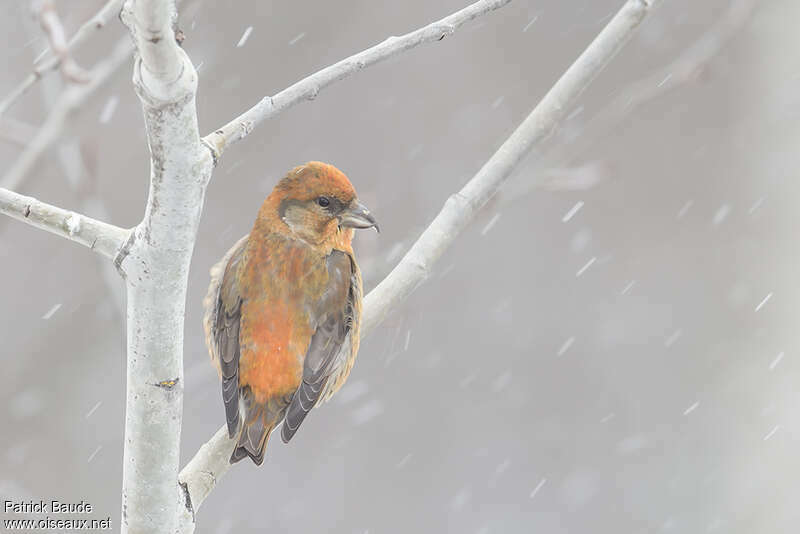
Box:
[203, 162, 378, 465]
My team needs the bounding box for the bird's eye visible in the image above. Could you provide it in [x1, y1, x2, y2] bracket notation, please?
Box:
[316, 196, 330, 208]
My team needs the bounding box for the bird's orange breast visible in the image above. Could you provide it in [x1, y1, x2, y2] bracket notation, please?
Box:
[237, 232, 330, 403]
[239, 301, 309, 402]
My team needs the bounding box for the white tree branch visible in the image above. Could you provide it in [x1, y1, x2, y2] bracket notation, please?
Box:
[177, 0, 663, 529]
[202, 0, 511, 162]
[117, 0, 212, 532]
[0, 0, 124, 116]
[0, 186, 128, 259]
[0, 37, 132, 192]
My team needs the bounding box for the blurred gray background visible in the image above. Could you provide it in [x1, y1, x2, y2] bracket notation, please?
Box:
[1, 0, 798, 532]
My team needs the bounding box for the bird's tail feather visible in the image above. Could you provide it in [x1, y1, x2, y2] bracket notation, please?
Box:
[229, 392, 282, 465]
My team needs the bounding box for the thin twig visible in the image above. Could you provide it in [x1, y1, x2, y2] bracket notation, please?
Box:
[0, 186, 129, 259]
[0, 0, 124, 116]
[178, 0, 664, 526]
[202, 0, 511, 162]
[35, 0, 91, 84]
[0, 37, 132, 192]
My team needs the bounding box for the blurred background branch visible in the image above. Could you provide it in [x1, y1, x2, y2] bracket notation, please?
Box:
[499, 0, 757, 204]
[0, 0, 124, 116]
[0, 38, 131, 192]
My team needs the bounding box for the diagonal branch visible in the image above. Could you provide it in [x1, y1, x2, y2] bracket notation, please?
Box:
[0, 37, 131, 192]
[0, 0, 124, 116]
[177, 0, 663, 528]
[0, 186, 129, 259]
[201, 0, 511, 162]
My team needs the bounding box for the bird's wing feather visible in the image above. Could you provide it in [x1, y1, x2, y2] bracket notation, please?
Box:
[203, 234, 248, 437]
[281, 249, 358, 443]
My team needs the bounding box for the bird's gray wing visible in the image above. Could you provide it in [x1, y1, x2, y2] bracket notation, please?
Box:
[203, 234, 248, 437]
[281, 249, 357, 443]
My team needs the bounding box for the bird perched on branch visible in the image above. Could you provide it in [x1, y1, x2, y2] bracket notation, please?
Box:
[203, 161, 378, 465]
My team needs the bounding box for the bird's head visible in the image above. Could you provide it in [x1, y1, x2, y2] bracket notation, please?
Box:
[265, 161, 379, 244]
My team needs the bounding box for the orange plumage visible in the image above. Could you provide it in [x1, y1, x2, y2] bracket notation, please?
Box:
[203, 162, 378, 465]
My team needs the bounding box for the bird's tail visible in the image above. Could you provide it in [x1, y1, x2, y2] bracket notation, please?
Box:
[229, 391, 282, 466]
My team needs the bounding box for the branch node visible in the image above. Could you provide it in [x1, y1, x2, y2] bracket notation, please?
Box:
[179, 481, 195, 522]
[200, 138, 219, 167]
[114, 228, 137, 276]
[153, 377, 180, 390]
[239, 120, 254, 139]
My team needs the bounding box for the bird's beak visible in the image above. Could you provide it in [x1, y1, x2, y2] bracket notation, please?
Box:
[339, 200, 380, 233]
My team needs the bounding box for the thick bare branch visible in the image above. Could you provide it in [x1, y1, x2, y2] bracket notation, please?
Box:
[0, 187, 128, 259]
[178, 0, 663, 527]
[0, 0, 123, 116]
[0, 38, 132, 192]
[177, 426, 233, 529]
[121, 0, 184, 97]
[118, 0, 212, 532]
[202, 0, 511, 162]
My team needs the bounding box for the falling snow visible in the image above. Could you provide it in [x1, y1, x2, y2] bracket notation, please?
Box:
[656, 73, 673, 88]
[288, 32, 306, 46]
[529, 478, 546, 499]
[85, 401, 102, 419]
[42, 303, 62, 320]
[562, 200, 584, 222]
[236, 26, 253, 48]
[481, 213, 501, 235]
[676, 199, 693, 219]
[522, 15, 539, 32]
[450, 487, 471, 510]
[683, 402, 699, 416]
[87, 446, 102, 463]
[575, 257, 596, 277]
[557, 336, 575, 356]
[755, 292, 772, 312]
[664, 329, 682, 348]
[385, 242, 405, 264]
[712, 204, 731, 225]
[748, 197, 765, 215]
[769, 352, 784, 371]
[620, 280, 636, 295]
[763, 425, 780, 441]
[491, 370, 512, 392]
